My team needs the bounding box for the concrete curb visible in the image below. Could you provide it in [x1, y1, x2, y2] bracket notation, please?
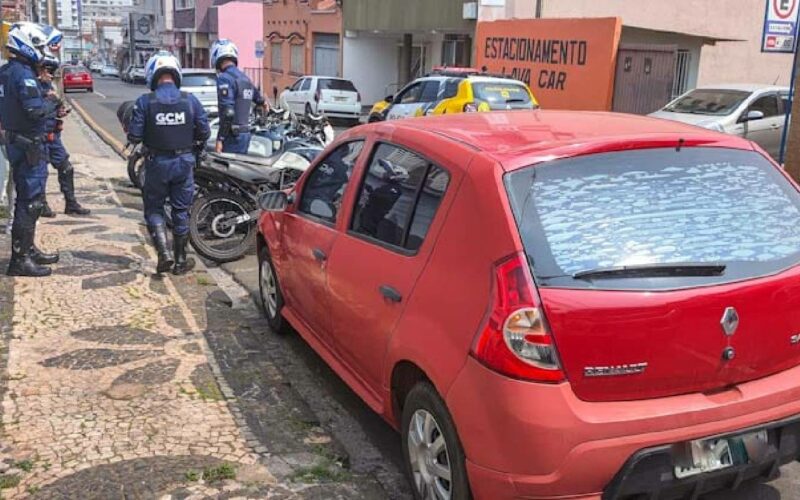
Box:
[69, 97, 128, 159]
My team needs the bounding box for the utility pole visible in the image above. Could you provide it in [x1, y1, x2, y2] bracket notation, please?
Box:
[784, 44, 800, 182]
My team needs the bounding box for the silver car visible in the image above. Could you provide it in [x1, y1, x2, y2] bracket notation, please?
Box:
[181, 69, 218, 117]
[649, 84, 790, 160]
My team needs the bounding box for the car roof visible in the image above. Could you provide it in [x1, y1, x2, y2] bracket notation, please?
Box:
[356, 111, 755, 171]
[696, 83, 790, 92]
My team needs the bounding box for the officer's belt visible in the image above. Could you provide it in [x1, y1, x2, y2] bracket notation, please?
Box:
[147, 147, 194, 156]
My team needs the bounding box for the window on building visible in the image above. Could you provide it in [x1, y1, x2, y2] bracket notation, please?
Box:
[271, 42, 283, 72]
[291, 44, 304, 75]
[672, 49, 691, 99]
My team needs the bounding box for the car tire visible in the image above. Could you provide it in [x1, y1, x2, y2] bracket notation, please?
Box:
[89, 87, 94, 93]
[305, 102, 313, 117]
[258, 245, 291, 335]
[402, 382, 472, 500]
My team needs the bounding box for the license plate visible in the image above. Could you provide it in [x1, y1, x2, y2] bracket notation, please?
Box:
[673, 429, 768, 479]
[334, 96, 347, 102]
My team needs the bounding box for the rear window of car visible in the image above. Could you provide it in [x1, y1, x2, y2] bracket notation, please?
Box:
[182, 73, 216, 87]
[471, 82, 533, 109]
[63, 66, 83, 74]
[505, 147, 800, 290]
[319, 79, 357, 92]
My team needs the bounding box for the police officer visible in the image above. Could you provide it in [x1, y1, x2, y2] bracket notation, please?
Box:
[0, 23, 60, 277]
[210, 39, 265, 154]
[127, 51, 210, 275]
[38, 53, 91, 217]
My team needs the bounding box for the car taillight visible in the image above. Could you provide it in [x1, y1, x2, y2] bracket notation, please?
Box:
[471, 253, 564, 382]
[463, 102, 478, 112]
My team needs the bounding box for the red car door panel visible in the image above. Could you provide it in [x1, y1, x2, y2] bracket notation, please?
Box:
[326, 142, 454, 394]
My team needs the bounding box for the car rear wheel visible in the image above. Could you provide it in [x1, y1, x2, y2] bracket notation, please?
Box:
[402, 382, 471, 500]
[258, 245, 290, 334]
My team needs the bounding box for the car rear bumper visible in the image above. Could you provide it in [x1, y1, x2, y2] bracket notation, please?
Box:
[446, 357, 800, 499]
[64, 83, 92, 90]
[318, 102, 361, 118]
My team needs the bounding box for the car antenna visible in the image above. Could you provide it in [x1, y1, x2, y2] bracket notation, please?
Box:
[676, 138, 685, 152]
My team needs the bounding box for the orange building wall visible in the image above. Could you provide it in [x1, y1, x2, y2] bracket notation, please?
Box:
[262, 0, 342, 104]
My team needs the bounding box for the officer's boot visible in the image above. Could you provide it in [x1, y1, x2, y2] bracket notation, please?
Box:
[30, 222, 59, 265]
[148, 224, 174, 274]
[6, 209, 52, 277]
[172, 232, 195, 276]
[40, 196, 55, 218]
[59, 164, 90, 215]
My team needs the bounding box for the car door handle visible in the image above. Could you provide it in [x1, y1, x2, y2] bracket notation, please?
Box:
[379, 285, 402, 303]
[312, 248, 327, 262]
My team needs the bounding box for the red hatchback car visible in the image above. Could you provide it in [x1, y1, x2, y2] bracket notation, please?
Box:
[256, 111, 800, 499]
[62, 65, 93, 93]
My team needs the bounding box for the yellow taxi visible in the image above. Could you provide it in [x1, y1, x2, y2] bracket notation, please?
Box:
[368, 67, 538, 122]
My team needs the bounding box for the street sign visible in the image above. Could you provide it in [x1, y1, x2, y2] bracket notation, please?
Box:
[763, 0, 800, 53]
[255, 40, 264, 59]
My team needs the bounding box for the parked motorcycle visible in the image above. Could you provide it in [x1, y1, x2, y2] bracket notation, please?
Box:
[188, 151, 311, 262]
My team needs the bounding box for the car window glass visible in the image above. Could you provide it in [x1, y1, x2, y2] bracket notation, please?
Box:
[351, 144, 449, 250]
[182, 74, 217, 87]
[407, 166, 450, 251]
[419, 81, 442, 102]
[299, 141, 364, 223]
[398, 83, 423, 104]
[749, 94, 780, 118]
[780, 92, 791, 114]
[290, 79, 303, 91]
[442, 78, 461, 99]
[301, 78, 312, 91]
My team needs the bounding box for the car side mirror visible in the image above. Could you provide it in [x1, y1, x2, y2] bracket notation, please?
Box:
[741, 110, 765, 123]
[385, 95, 394, 103]
[258, 191, 289, 212]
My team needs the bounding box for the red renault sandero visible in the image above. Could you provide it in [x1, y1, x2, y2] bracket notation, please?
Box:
[256, 110, 800, 499]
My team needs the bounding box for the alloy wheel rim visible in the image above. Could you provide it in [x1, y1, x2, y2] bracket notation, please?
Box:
[408, 409, 452, 500]
[260, 259, 278, 318]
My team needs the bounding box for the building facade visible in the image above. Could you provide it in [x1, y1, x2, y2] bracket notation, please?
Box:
[214, 1, 263, 86]
[488, 0, 793, 88]
[262, 0, 342, 103]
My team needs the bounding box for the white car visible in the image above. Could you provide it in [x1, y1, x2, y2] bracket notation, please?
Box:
[100, 65, 119, 77]
[649, 84, 790, 160]
[90, 61, 103, 73]
[181, 69, 218, 117]
[280, 76, 361, 122]
[130, 67, 146, 84]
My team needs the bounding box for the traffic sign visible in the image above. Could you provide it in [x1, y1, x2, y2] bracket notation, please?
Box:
[763, 0, 800, 52]
[255, 40, 264, 59]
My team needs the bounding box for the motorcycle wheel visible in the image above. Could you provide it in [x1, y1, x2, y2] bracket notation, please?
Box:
[189, 191, 257, 263]
[127, 151, 145, 189]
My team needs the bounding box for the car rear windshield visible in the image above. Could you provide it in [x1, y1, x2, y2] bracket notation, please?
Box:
[471, 82, 534, 109]
[505, 148, 800, 290]
[182, 74, 216, 87]
[663, 89, 750, 116]
[63, 66, 85, 74]
[320, 79, 357, 92]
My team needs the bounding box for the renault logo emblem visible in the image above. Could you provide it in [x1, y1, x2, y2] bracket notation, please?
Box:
[721, 307, 739, 336]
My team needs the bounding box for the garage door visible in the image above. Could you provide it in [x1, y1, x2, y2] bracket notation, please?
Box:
[612, 44, 676, 115]
[314, 33, 340, 77]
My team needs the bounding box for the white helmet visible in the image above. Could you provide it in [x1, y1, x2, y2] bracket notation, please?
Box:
[211, 39, 238, 70]
[7, 22, 47, 64]
[145, 51, 182, 91]
[41, 25, 63, 50]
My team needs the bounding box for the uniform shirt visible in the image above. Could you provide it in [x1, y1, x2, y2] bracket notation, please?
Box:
[0, 59, 52, 136]
[127, 82, 211, 149]
[216, 65, 265, 133]
[39, 80, 60, 134]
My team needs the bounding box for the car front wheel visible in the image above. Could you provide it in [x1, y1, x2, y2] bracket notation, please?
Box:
[402, 382, 471, 500]
[258, 245, 290, 334]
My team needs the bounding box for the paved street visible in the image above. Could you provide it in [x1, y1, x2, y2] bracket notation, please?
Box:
[0, 75, 790, 499]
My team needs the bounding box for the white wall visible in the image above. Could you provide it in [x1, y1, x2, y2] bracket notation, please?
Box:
[343, 36, 399, 105]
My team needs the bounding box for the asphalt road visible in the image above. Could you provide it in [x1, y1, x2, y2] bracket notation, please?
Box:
[68, 75, 800, 500]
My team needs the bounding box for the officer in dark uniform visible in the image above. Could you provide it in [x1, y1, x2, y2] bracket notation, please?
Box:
[210, 39, 265, 154]
[0, 23, 60, 277]
[38, 54, 90, 217]
[127, 51, 210, 275]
